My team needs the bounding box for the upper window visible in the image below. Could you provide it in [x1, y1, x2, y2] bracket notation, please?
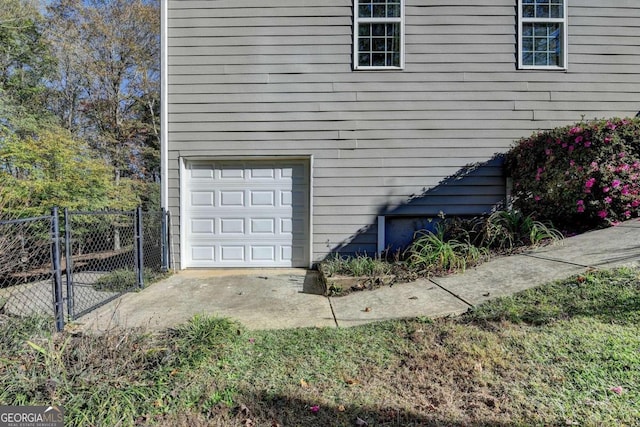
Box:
[354, 0, 404, 70]
[518, 0, 568, 70]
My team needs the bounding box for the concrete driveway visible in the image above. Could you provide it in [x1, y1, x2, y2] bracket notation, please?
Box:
[77, 219, 640, 332]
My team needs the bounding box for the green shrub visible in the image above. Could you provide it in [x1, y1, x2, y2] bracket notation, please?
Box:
[505, 117, 640, 232]
[404, 225, 488, 273]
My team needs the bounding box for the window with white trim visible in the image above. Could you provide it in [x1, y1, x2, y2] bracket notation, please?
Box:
[354, 0, 404, 70]
[518, 0, 567, 69]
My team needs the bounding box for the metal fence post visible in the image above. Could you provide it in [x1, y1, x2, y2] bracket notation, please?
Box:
[64, 208, 74, 319]
[51, 208, 65, 332]
[136, 207, 144, 289]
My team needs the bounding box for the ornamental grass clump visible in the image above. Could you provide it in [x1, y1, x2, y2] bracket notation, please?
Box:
[505, 117, 640, 232]
[404, 225, 488, 274]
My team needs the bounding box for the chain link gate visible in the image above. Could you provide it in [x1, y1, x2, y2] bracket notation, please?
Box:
[63, 210, 139, 319]
[1, 208, 169, 330]
[63, 208, 169, 321]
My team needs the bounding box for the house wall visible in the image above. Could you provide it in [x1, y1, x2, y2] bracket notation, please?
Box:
[165, 0, 640, 268]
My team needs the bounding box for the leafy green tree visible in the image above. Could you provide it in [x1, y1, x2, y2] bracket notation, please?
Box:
[0, 0, 55, 121]
[0, 126, 139, 217]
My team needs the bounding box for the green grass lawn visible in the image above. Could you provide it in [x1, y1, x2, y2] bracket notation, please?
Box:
[1, 268, 639, 426]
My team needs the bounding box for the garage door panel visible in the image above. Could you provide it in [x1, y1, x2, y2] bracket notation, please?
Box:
[251, 246, 276, 262]
[250, 190, 276, 207]
[250, 168, 275, 179]
[220, 191, 244, 207]
[219, 164, 245, 179]
[191, 191, 215, 206]
[184, 160, 309, 268]
[220, 218, 244, 234]
[251, 218, 276, 234]
[192, 246, 215, 262]
[191, 219, 215, 235]
[190, 164, 215, 179]
[221, 245, 245, 262]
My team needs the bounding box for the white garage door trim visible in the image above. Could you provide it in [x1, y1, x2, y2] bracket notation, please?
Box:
[181, 158, 311, 268]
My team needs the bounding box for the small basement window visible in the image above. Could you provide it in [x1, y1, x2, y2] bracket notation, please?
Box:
[518, 0, 568, 70]
[354, 0, 404, 70]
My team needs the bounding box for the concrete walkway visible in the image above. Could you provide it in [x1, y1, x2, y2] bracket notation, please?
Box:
[77, 219, 640, 332]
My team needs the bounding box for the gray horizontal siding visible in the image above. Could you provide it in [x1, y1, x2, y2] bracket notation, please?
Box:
[167, 0, 640, 267]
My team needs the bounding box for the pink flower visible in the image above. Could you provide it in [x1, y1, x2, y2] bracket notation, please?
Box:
[619, 152, 626, 158]
[632, 200, 640, 207]
[603, 187, 610, 193]
[604, 197, 612, 204]
[598, 210, 608, 219]
[606, 122, 616, 131]
[310, 405, 320, 414]
[612, 180, 621, 188]
[574, 135, 583, 144]
[534, 195, 541, 201]
[622, 186, 630, 195]
[624, 211, 631, 218]
[585, 178, 596, 189]
[569, 160, 575, 167]
[577, 205, 585, 213]
[584, 140, 592, 147]
[568, 145, 575, 153]
[604, 137, 612, 144]
[610, 386, 624, 395]
[570, 126, 583, 134]
[545, 148, 552, 156]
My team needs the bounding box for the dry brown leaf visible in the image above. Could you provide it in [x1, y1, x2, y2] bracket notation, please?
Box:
[239, 403, 250, 417]
[345, 377, 360, 386]
[300, 378, 309, 388]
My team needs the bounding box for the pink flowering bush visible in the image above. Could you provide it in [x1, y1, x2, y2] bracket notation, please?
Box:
[505, 117, 640, 232]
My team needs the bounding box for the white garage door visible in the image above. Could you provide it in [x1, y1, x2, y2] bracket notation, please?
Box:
[183, 160, 310, 268]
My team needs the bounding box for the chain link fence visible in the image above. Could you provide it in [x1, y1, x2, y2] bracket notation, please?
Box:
[0, 215, 56, 325]
[0, 208, 170, 331]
